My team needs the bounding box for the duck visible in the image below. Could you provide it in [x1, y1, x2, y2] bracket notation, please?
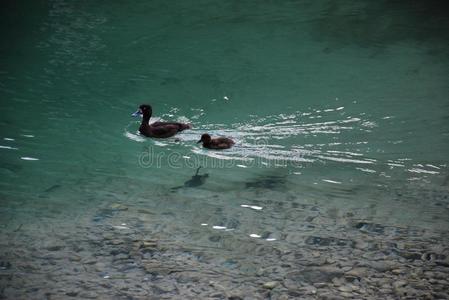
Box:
[132, 104, 191, 138]
[197, 133, 235, 149]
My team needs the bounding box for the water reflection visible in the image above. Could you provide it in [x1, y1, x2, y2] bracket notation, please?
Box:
[124, 102, 445, 187]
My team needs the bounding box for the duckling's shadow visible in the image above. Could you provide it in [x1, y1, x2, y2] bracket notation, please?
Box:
[245, 175, 287, 191]
[171, 167, 209, 192]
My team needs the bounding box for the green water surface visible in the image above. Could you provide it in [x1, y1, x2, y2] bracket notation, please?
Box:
[1, 0, 449, 241]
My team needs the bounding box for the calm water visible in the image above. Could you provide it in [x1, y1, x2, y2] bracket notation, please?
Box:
[1, 0, 449, 298]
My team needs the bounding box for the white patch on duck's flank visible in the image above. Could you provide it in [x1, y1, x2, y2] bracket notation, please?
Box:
[249, 234, 261, 238]
[322, 179, 342, 184]
[21, 134, 34, 138]
[4, 138, 15, 141]
[20, 157, 39, 161]
[0, 145, 18, 150]
[241, 204, 263, 210]
[212, 226, 227, 230]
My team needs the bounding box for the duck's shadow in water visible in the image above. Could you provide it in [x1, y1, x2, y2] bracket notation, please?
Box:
[171, 167, 209, 192]
[245, 175, 287, 191]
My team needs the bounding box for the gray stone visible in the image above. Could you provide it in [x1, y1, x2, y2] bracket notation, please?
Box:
[392, 280, 407, 289]
[337, 285, 353, 292]
[263, 281, 278, 289]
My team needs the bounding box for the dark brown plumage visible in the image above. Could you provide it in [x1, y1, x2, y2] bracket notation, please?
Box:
[132, 104, 191, 138]
[197, 133, 235, 149]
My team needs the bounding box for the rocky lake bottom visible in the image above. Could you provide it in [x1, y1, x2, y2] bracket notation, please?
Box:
[1, 183, 449, 300]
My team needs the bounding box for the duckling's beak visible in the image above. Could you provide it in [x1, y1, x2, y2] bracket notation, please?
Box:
[131, 110, 142, 117]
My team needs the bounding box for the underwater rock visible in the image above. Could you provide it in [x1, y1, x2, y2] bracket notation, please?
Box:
[139, 241, 158, 255]
[354, 222, 385, 234]
[69, 255, 82, 262]
[286, 267, 343, 284]
[92, 209, 115, 222]
[305, 236, 354, 247]
[345, 267, 369, 278]
[337, 285, 353, 292]
[228, 295, 244, 300]
[263, 281, 278, 289]
[0, 261, 11, 270]
[45, 245, 64, 251]
[398, 251, 422, 261]
[208, 235, 221, 242]
[152, 281, 177, 294]
[110, 203, 128, 211]
[392, 280, 407, 289]
[421, 252, 446, 262]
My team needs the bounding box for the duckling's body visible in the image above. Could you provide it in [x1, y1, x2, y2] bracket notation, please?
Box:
[133, 104, 191, 138]
[197, 133, 235, 149]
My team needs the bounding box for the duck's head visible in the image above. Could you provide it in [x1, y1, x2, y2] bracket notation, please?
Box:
[132, 104, 152, 117]
[197, 133, 211, 144]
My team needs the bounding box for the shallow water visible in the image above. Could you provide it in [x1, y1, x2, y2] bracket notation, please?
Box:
[1, 1, 449, 299]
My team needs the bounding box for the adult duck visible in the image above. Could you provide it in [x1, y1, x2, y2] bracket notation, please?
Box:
[197, 133, 235, 149]
[132, 104, 191, 138]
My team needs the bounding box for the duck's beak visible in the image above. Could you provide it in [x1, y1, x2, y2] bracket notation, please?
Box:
[196, 139, 202, 143]
[131, 110, 142, 117]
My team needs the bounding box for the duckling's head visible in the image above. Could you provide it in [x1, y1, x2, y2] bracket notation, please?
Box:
[132, 104, 152, 117]
[197, 133, 211, 144]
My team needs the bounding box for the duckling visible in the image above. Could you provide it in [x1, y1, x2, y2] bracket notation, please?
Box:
[197, 133, 235, 149]
[132, 104, 191, 138]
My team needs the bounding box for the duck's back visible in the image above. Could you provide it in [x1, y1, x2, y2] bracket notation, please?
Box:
[140, 122, 191, 138]
[209, 137, 235, 149]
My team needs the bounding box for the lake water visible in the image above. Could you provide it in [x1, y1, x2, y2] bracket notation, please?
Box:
[1, 1, 449, 299]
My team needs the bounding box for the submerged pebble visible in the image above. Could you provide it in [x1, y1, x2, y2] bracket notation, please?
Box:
[263, 281, 278, 289]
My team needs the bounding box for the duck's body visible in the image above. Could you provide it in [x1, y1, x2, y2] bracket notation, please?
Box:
[197, 133, 235, 149]
[133, 104, 191, 138]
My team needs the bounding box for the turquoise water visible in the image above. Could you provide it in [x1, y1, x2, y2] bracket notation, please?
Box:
[1, 1, 449, 299]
